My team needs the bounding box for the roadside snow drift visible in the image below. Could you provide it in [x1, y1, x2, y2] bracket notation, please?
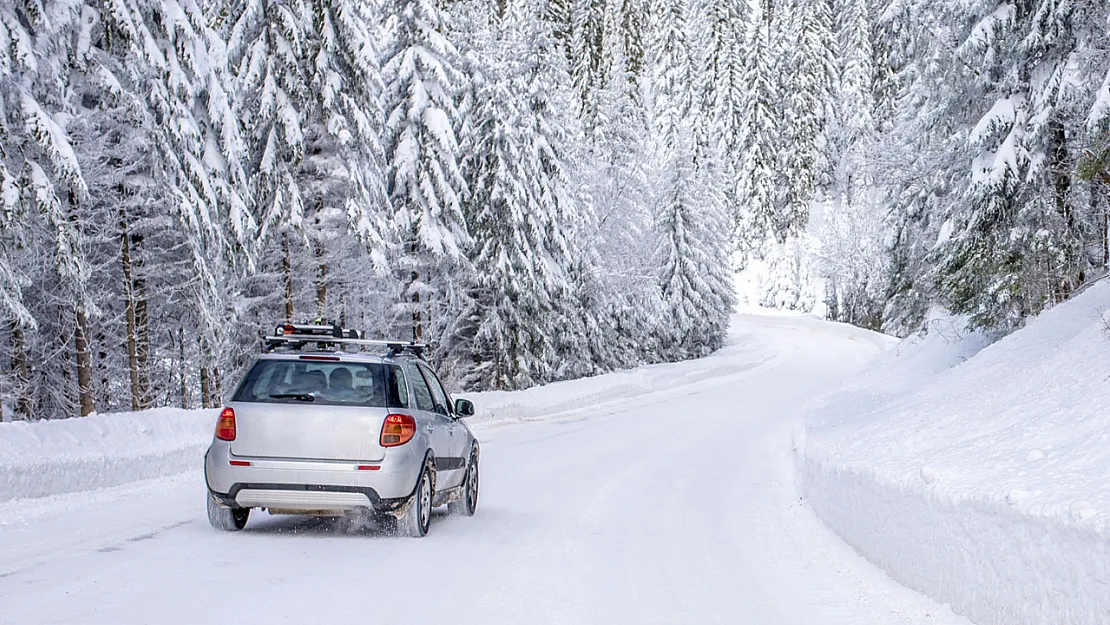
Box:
[800, 282, 1110, 625]
[0, 408, 217, 502]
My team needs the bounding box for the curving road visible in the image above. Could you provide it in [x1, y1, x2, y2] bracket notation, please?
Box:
[0, 316, 972, 625]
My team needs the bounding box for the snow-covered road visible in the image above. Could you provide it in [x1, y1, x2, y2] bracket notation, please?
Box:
[0, 316, 972, 625]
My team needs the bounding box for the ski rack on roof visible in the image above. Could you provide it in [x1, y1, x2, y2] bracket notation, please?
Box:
[261, 321, 427, 358]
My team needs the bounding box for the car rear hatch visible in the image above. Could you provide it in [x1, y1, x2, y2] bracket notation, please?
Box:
[228, 402, 389, 462]
[225, 356, 402, 463]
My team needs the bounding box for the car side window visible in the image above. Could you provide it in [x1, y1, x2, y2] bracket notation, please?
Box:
[387, 365, 409, 408]
[407, 364, 436, 412]
[418, 364, 451, 416]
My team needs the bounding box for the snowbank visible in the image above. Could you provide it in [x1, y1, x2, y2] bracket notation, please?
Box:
[800, 282, 1110, 625]
[0, 408, 216, 502]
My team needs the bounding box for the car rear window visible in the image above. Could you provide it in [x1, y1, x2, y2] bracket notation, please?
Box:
[233, 360, 406, 407]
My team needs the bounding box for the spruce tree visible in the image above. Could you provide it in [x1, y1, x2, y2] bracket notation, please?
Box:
[652, 0, 735, 357]
[701, 0, 746, 218]
[590, 7, 663, 367]
[931, 0, 1091, 330]
[737, 0, 780, 250]
[570, 0, 609, 133]
[455, 1, 594, 389]
[656, 127, 735, 357]
[380, 0, 469, 342]
[778, 0, 836, 235]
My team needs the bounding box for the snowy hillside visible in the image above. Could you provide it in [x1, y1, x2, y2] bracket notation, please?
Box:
[800, 281, 1110, 625]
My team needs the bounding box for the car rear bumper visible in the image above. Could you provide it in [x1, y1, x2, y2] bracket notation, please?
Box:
[207, 483, 410, 514]
[205, 440, 422, 513]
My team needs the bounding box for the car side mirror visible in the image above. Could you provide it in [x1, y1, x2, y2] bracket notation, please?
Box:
[454, 398, 475, 418]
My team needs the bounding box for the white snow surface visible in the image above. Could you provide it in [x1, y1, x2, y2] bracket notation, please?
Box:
[0, 408, 217, 502]
[0, 314, 976, 625]
[800, 281, 1110, 625]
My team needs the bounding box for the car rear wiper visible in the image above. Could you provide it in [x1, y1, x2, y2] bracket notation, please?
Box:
[269, 393, 316, 402]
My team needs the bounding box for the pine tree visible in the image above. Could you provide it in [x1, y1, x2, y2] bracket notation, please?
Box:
[931, 0, 1091, 330]
[777, 0, 836, 235]
[544, 0, 575, 61]
[651, 0, 734, 357]
[589, 6, 663, 367]
[0, 0, 86, 327]
[699, 0, 746, 215]
[454, 1, 595, 389]
[380, 0, 469, 342]
[618, 0, 648, 82]
[570, 0, 609, 133]
[651, 0, 693, 150]
[868, 0, 971, 334]
[759, 236, 818, 312]
[835, 0, 875, 149]
[656, 127, 735, 356]
[737, 0, 779, 250]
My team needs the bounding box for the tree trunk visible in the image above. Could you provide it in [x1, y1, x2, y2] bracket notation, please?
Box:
[198, 335, 211, 409]
[314, 208, 327, 318]
[11, 321, 32, 420]
[75, 308, 95, 417]
[133, 228, 151, 409]
[96, 328, 110, 410]
[197, 333, 221, 409]
[60, 311, 74, 415]
[1049, 118, 1078, 299]
[212, 366, 222, 406]
[120, 209, 141, 411]
[410, 236, 423, 342]
[283, 231, 294, 320]
[199, 365, 211, 409]
[178, 327, 188, 409]
[135, 274, 151, 409]
[411, 269, 423, 343]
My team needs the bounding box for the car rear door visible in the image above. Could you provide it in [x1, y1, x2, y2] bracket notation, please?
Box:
[416, 363, 467, 488]
[404, 361, 453, 472]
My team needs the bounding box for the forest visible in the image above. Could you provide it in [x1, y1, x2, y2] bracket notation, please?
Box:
[0, 0, 1107, 420]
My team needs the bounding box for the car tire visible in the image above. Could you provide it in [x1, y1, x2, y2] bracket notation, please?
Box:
[401, 463, 434, 538]
[448, 451, 479, 517]
[207, 494, 249, 531]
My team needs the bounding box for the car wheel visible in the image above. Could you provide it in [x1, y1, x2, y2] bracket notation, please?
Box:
[401, 463, 433, 538]
[207, 494, 249, 531]
[448, 451, 479, 517]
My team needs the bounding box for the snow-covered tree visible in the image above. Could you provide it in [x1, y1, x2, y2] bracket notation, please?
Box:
[587, 6, 664, 367]
[760, 236, 818, 312]
[379, 0, 469, 342]
[929, 0, 1096, 330]
[651, 0, 734, 357]
[698, 0, 746, 214]
[736, 0, 780, 253]
[570, 0, 609, 133]
[656, 127, 735, 356]
[221, 0, 385, 320]
[452, 0, 603, 389]
[777, 0, 836, 234]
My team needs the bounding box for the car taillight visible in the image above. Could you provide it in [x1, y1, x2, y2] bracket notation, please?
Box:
[216, 407, 237, 441]
[380, 414, 416, 447]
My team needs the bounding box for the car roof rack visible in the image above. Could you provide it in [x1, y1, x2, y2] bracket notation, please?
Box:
[262, 321, 427, 359]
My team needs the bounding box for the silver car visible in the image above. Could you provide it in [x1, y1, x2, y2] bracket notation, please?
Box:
[204, 323, 480, 537]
